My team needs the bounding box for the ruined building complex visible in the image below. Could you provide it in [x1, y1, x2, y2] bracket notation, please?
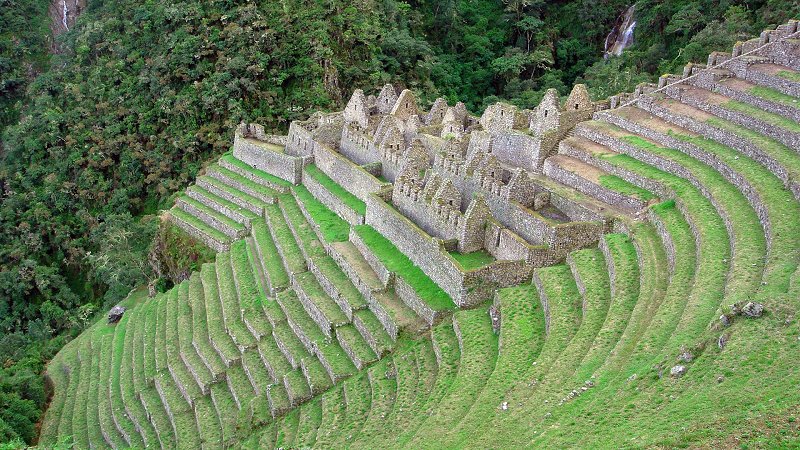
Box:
[39, 20, 800, 449]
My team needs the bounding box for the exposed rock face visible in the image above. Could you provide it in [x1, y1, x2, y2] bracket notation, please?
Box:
[604, 5, 637, 58]
[107, 305, 126, 324]
[49, 0, 86, 42]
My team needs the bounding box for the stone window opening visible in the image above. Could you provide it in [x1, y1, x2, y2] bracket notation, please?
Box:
[575, 103, 580, 110]
[544, 110, 549, 117]
[495, 231, 501, 248]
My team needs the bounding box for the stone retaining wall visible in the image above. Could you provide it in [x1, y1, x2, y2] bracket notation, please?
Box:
[302, 170, 364, 226]
[234, 133, 304, 184]
[169, 213, 228, 252]
[313, 142, 385, 202]
[542, 158, 646, 212]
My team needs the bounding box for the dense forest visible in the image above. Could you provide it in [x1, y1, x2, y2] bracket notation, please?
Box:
[0, 0, 798, 444]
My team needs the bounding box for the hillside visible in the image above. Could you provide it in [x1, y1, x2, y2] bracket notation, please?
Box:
[36, 20, 800, 448]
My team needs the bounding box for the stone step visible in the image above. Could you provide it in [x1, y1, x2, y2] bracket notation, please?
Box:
[197, 174, 271, 215]
[215, 251, 258, 349]
[292, 271, 350, 338]
[284, 368, 313, 407]
[699, 72, 800, 123]
[301, 356, 334, 396]
[407, 309, 498, 446]
[219, 152, 293, 193]
[543, 154, 648, 214]
[256, 336, 294, 384]
[169, 207, 230, 252]
[164, 288, 204, 406]
[209, 382, 239, 442]
[644, 94, 800, 199]
[225, 364, 256, 411]
[230, 240, 272, 340]
[175, 195, 246, 240]
[109, 314, 148, 448]
[335, 324, 378, 370]
[241, 348, 273, 396]
[265, 203, 308, 277]
[200, 263, 242, 367]
[186, 184, 257, 227]
[356, 357, 397, 443]
[175, 281, 214, 394]
[660, 84, 800, 149]
[267, 383, 293, 418]
[351, 308, 394, 358]
[251, 219, 291, 295]
[193, 395, 224, 448]
[739, 62, 800, 97]
[302, 164, 366, 226]
[188, 273, 227, 381]
[294, 399, 323, 447]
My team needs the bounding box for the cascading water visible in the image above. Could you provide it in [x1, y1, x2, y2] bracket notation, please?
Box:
[604, 4, 637, 58]
[62, 0, 69, 30]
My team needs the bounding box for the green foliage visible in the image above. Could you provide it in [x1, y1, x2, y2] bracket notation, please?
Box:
[151, 219, 216, 283]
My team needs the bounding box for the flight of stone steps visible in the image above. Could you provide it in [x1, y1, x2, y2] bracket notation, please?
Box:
[38, 19, 800, 448]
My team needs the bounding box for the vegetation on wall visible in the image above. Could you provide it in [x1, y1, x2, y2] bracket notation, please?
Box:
[0, 0, 798, 445]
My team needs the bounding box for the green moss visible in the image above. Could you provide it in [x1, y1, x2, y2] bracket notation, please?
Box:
[599, 174, 656, 201]
[723, 99, 800, 133]
[291, 187, 351, 243]
[448, 250, 495, 270]
[304, 164, 367, 215]
[748, 85, 800, 107]
[354, 225, 455, 311]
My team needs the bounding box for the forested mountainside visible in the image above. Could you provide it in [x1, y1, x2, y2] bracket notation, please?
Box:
[0, 0, 798, 445]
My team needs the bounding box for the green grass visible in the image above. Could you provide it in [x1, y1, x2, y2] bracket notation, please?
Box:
[706, 117, 800, 182]
[200, 263, 241, 365]
[335, 372, 373, 446]
[221, 152, 293, 188]
[748, 85, 800, 107]
[723, 99, 800, 133]
[315, 385, 348, 447]
[251, 219, 291, 291]
[178, 194, 246, 232]
[294, 399, 323, 447]
[208, 163, 280, 201]
[776, 69, 800, 82]
[194, 395, 224, 447]
[216, 251, 258, 347]
[170, 207, 230, 245]
[448, 250, 495, 270]
[241, 349, 273, 395]
[257, 337, 293, 382]
[354, 225, 455, 311]
[599, 174, 657, 200]
[409, 309, 498, 447]
[266, 203, 308, 273]
[305, 164, 367, 215]
[284, 368, 312, 404]
[210, 382, 239, 443]
[231, 239, 271, 337]
[356, 357, 398, 443]
[275, 407, 301, 448]
[199, 174, 271, 210]
[447, 284, 547, 446]
[176, 280, 214, 389]
[187, 184, 259, 220]
[188, 272, 227, 378]
[353, 309, 394, 356]
[291, 186, 351, 242]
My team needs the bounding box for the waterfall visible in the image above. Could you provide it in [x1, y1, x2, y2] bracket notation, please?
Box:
[62, 0, 69, 30]
[604, 5, 637, 58]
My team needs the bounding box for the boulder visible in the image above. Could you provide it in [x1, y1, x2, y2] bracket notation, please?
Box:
[108, 305, 126, 324]
[670, 365, 687, 378]
[741, 302, 764, 318]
